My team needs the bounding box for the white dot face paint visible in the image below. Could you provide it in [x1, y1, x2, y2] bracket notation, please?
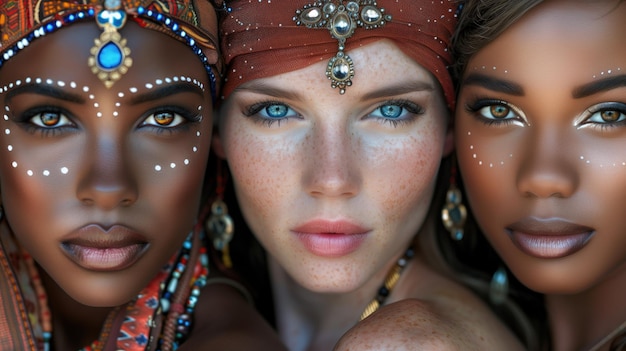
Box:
[1, 75, 207, 179]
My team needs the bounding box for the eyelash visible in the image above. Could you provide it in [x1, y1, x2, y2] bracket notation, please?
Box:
[243, 99, 425, 128]
[14, 105, 201, 137]
[139, 105, 202, 135]
[369, 99, 425, 127]
[464, 98, 525, 127]
[581, 102, 626, 131]
[243, 100, 301, 127]
[16, 106, 78, 137]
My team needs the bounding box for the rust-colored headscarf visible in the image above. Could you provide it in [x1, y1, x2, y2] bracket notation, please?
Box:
[220, 0, 459, 109]
[0, 0, 222, 97]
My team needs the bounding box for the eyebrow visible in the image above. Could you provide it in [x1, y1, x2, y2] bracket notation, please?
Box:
[462, 73, 525, 96]
[129, 82, 205, 104]
[572, 75, 626, 99]
[4, 84, 85, 104]
[235, 82, 301, 101]
[360, 81, 434, 101]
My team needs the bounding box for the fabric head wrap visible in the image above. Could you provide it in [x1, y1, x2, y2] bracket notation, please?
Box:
[0, 0, 221, 100]
[220, 0, 459, 109]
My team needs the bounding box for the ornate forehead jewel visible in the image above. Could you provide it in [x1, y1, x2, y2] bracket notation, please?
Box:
[88, 0, 133, 88]
[294, 1, 391, 94]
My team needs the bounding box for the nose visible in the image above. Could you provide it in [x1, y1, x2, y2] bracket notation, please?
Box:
[516, 128, 578, 198]
[76, 135, 139, 210]
[303, 120, 361, 198]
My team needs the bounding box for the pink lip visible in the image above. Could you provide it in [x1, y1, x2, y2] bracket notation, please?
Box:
[291, 219, 370, 257]
[506, 217, 594, 259]
[61, 224, 148, 271]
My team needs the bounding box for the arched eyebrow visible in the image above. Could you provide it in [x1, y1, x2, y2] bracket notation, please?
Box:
[572, 75, 626, 99]
[128, 82, 205, 105]
[462, 73, 525, 96]
[235, 82, 302, 101]
[4, 84, 85, 104]
[360, 81, 434, 101]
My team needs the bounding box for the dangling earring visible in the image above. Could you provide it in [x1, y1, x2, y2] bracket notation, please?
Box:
[489, 266, 509, 306]
[205, 161, 234, 268]
[441, 160, 467, 241]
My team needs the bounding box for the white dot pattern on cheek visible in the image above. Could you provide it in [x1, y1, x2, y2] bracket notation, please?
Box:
[1, 76, 207, 177]
[122, 75, 206, 173]
[466, 131, 626, 171]
[464, 130, 514, 168]
[0, 77, 103, 177]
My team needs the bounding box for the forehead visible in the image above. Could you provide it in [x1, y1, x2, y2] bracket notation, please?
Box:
[250, 40, 437, 94]
[0, 20, 208, 92]
[466, 0, 626, 87]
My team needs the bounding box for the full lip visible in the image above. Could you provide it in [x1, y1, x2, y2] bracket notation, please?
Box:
[61, 224, 149, 271]
[506, 217, 594, 259]
[291, 219, 371, 258]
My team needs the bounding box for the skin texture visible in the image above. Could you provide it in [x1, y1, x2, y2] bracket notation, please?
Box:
[455, 1, 626, 350]
[0, 21, 285, 350]
[216, 40, 524, 351]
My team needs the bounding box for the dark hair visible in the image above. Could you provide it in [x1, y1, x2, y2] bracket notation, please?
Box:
[450, 0, 543, 83]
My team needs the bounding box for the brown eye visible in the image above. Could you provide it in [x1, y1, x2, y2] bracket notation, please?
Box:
[600, 110, 620, 122]
[142, 110, 186, 128]
[30, 111, 72, 128]
[153, 112, 175, 126]
[40, 112, 61, 126]
[490, 105, 510, 119]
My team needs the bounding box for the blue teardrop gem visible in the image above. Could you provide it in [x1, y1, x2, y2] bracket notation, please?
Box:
[97, 42, 123, 70]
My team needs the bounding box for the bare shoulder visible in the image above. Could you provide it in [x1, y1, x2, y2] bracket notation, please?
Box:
[334, 298, 525, 351]
[179, 281, 287, 351]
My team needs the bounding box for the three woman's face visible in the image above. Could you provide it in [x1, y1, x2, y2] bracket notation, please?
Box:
[456, 0, 626, 294]
[0, 22, 213, 306]
[218, 40, 452, 292]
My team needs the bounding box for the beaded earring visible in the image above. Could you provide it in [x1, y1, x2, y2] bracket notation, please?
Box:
[441, 160, 467, 241]
[205, 161, 234, 268]
[489, 266, 509, 306]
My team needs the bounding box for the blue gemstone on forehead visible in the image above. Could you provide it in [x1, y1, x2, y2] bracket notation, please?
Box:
[97, 42, 123, 70]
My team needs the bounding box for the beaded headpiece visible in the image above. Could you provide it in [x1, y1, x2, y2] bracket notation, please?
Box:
[220, 0, 459, 108]
[0, 0, 221, 100]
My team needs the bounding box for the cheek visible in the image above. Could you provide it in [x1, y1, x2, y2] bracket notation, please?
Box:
[222, 124, 297, 220]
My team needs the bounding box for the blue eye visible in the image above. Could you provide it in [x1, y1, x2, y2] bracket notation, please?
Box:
[368, 100, 424, 126]
[245, 101, 301, 127]
[377, 104, 403, 119]
[256, 103, 297, 119]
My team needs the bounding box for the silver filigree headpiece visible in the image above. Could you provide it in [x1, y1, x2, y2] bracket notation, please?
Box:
[293, 1, 391, 94]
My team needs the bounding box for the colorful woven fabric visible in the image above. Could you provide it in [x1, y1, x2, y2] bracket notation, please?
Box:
[0, 221, 208, 351]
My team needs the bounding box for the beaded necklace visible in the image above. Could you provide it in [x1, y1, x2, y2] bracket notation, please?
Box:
[359, 247, 415, 321]
[23, 231, 209, 351]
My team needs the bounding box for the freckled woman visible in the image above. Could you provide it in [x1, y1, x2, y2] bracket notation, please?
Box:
[213, 1, 530, 350]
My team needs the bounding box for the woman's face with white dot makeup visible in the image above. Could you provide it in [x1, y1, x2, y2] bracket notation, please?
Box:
[455, 0, 626, 294]
[0, 21, 213, 306]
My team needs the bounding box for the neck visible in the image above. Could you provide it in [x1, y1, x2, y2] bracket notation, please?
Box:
[546, 264, 626, 351]
[269, 254, 404, 351]
[40, 267, 112, 350]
